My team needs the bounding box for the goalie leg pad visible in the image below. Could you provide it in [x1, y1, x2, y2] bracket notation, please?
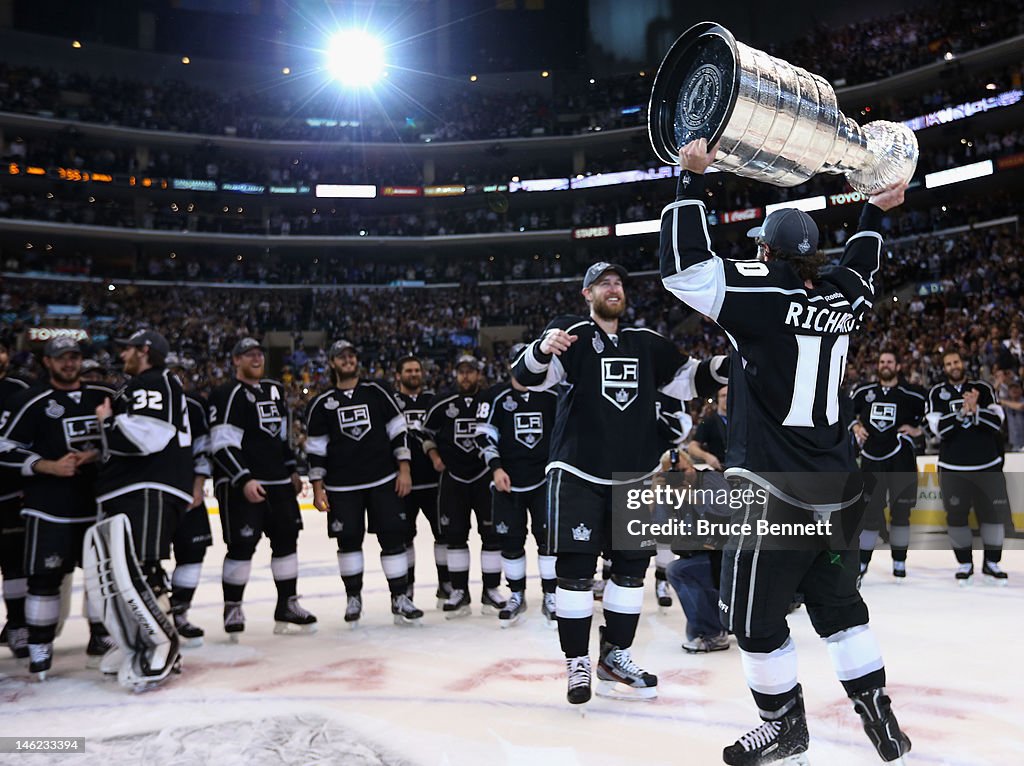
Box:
[83, 516, 180, 690]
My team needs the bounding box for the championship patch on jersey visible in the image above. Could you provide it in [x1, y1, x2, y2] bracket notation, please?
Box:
[601, 358, 639, 411]
[336, 404, 372, 441]
[256, 400, 282, 437]
[46, 400, 65, 419]
[63, 415, 102, 452]
[454, 418, 478, 453]
[868, 402, 897, 432]
[513, 412, 544, 449]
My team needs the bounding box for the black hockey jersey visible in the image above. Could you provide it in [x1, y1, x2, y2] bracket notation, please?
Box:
[187, 393, 212, 478]
[475, 384, 557, 490]
[850, 381, 926, 461]
[306, 380, 411, 491]
[512, 316, 724, 484]
[394, 389, 439, 489]
[208, 378, 297, 486]
[421, 391, 488, 483]
[96, 367, 193, 504]
[657, 391, 692, 450]
[0, 381, 113, 521]
[926, 380, 1004, 470]
[660, 170, 882, 510]
[0, 374, 30, 502]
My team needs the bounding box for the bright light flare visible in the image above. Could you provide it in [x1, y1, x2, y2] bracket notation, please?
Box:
[325, 30, 386, 87]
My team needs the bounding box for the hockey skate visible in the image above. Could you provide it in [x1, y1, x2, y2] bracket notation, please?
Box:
[857, 562, 868, 590]
[99, 646, 126, 675]
[850, 687, 912, 764]
[498, 591, 526, 628]
[391, 593, 424, 626]
[224, 601, 245, 642]
[565, 655, 592, 705]
[481, 587, 507, 616]
[273, 595, 318, 635]
[442, 588, 472, 619]
[955, 562, 974, 586]
[172, 609, 206, 648]
[85, 626, 116, 668]
[656, 579, 673, 612]
[28, 642, 53, 681]
[723, 686, 810, 765]
[3, 624, 28, 659]
[435, 582, 452, 610]
[592, 577, 607, 602]
[982, 560, 1008, 586]
[344, 594, 363, 627]
[682, 631, 730, 654]
[541, 592, 557, 627]
[595, 629, 657, 700]
[892, 561, 907, 581]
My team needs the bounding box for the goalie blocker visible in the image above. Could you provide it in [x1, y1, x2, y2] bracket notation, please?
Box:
[83, 515, 181, 692]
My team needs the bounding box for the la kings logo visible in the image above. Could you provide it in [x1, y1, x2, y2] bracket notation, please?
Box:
[63, 416, 101, 452]
[513, 412, 543, 449]
[337, 404, 372, 441]
[868, 402, 897, 432]
[256, 400, 282, 437]
[601, 358, 639, 411]
[454, 418, 477, 453]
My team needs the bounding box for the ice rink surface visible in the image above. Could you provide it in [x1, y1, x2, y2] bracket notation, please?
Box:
[2, 513, 1022, 766]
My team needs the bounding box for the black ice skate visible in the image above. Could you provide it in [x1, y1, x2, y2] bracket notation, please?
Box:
[28, 642, 53, 681]
[892, 561, 907, 580]
[850, 687, 912, 763]
[498, 591, 526, 628]
[3, 624, 28, 659]
[566, 655, 592, 705]
[955, 562, 974, 586]
[723, 687, 810, 765]
[480, 587, 507, 616]
[224, 600, 245, 642]
[596, 629, 658, 700]
[173, 609, 206, 648]
[435, 582, 452, 610]
[656, 579, 673, 610]
[982, 559, 1008, 586]
[85, 625, 116, 668]
[344, 594, 362, 627]
[541, 592, 557, 627]
[273, 595, 318, 635]
[442, 588, 471, 619]
[391, 593, 424, 626]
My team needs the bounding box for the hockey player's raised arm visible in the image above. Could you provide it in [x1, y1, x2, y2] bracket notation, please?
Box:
[512, 317, 578, 391]
[209, 384, 252, 486]
[102, 376, 178, 456]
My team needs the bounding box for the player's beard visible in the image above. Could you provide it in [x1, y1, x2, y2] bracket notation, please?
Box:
[592, 293, 626, 320]
[50, 367, 80, 386]
[947, 368, 965, 384]
[879, 369, 897, 385]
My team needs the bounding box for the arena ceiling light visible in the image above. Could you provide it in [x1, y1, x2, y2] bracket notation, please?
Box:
[325, 30, 387, 87]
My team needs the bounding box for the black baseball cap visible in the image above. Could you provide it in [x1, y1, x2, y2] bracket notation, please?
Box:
[455, 354, 482, 370]
[115, 329, 170, 361]
[747, 208, 819, 257]
[582, 262, 629, 289]
[231, 337, 264, 356]
[81, 358, 105, 373]
[329, 339, 358, 358]
[44, 336, 82, 358]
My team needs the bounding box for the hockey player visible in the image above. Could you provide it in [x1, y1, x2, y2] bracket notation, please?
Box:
[166, 354, 214, 645]
[0, 336, 29, 658]
[306, 340, 423, 626]
[421, 355, 505, 618]
[851, 351, 926, 582]
[512, 262, 726, 705]
[475, 344, 558, 627]
[926, 350, 1009, 584]
[393, 356, 449, 603]
[208, 337, 316, 638]
[662, 137, 910, 765]
[0, 337, 112, 678]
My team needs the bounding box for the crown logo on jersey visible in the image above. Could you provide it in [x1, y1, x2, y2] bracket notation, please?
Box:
[572, 524, 592, 542]
[324, 397, 339, 410]
[495, 521, 509, 535]
[350, 426, 362, 437]
[798, 237, 811, 254]
[44, 553, 63, 569]
[592, 335, 605, 354]
[615, 388, 630, 403]
[446, 403, 459, 418]
[45, 400, 65, 419]
[330, 519, 343, 533]
[948, 495, 960, 507]
[240, 524, 255, 538]
[682, 172, 691, 187]
[503, 397, 518, 411]
[439, 514, 450, 527]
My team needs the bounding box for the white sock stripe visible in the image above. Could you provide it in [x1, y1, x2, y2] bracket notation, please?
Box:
[2, 578, 28, 599]
[555, 587, 594, 620]
[825, 625, 885, 681]
[381, 552, 408, 580]
[502, 554, 527, 581]
[447, 548, 470, 572]
[270, 553, 299, 581]
[602, 581, 644, 615]
[25, 593, 61, 625]
[406, 545, 416, 567]
[222, 558, 252, 586]
[433, 542, 448, 566]
[655, 545, 674, 568]
[171, 563, 202, 589]
[741, 638, 799, 696]
[336, 551, 364, 578]
[537, 555, 557, 580]
[481, 549, 502, 574]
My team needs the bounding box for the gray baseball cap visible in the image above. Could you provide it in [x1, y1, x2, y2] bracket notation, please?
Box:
[44, 336, 82, 358]
[583, 261, 629, 289]
[231, 337, 264, 356]
[455, 354, 482, 370]
[747, 208, 819, 257]
[115, 329, 170, 361]
[328, 339, 358, 358]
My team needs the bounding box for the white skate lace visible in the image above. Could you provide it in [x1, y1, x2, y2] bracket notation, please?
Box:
[485, 588, 505, 605]
[738, 721, 782, 751]
[567, 656, 591, 688]
[956, 563, 973, 575]
[543, 593, 556, 612]
[984, 561, 1005, 575]
[506, 591, 524, 610]
[393, 593, 417, 613]
[445, 589, 466, 605]
[656, 581, 669, 596]
[225, 604, 244, 625]
[287, 596, 311, 618]
[346, 595, 362, 614]
[29, 643, 51, 663]
[610, 648, 646, 678]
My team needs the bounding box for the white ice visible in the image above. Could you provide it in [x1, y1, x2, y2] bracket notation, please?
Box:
[2, 514, 1022, 766]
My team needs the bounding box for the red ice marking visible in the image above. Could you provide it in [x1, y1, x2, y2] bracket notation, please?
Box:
[242, 657, 389, 693]
[446, 659, 565, 692]
[182, 658, 262, 683]
[657, 668, 713, 687]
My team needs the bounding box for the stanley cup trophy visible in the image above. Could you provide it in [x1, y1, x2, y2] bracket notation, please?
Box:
[648, 22, 918, 194]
